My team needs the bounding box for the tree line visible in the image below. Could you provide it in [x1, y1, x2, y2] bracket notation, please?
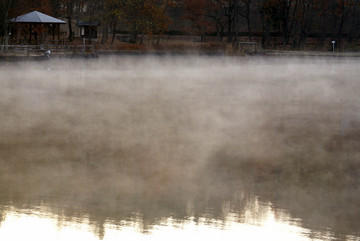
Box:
[1, 0, 360, 49]
[183, 0, 360, 49]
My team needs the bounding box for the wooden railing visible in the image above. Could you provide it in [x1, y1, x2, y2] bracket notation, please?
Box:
[232, 41, 258, 54]
[0, 44, 96, 56]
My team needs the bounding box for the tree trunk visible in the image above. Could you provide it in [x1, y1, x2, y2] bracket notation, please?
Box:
[247, 16, 252, 41]
[289, 0, 299, 47]
[280, 0, 291, 45]
[111, 21, 117, 45]
[101, 23, 109, 44]
[217, 24, 224, 41]
[1, 0, 13, 47]
[260, 9, 269, 49]
[226, 2, 234, 43]
[246, 0, 252, 40]
[228, 15, 234, 43]
[337, 4, 345, 50]
[67, 17, 73, 42]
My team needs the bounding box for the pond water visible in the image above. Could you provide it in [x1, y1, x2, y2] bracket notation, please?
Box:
[0, 56, 359, 241]
[0, 199, 343, 241]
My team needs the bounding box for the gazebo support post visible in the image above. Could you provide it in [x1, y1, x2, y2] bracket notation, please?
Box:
[29, 24, 32, 43]
[52, 24, 55, 41]
[57, 24, 60, 42]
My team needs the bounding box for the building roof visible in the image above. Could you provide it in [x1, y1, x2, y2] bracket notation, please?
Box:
[10, 11, 66, 24]
[77, 21, 100, 27]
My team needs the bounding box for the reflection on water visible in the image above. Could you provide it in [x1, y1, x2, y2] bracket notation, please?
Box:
[2, 199, 353, 241]
[1, 57, 360, 241]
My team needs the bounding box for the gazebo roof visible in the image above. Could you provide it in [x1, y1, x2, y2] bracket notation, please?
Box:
[10, 11, 66, 24]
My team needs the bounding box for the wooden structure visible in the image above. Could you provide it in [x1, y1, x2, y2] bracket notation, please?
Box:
[77, 21, 99, 39]
[10, 11, 66, 44]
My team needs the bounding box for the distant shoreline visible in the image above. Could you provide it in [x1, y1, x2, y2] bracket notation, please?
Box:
[1, 49, 360, 62]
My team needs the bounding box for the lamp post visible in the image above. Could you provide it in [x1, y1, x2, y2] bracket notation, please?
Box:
[5, 31, 11, 51]
[331, 40, 336, 53]
[81, 26, 86, 53]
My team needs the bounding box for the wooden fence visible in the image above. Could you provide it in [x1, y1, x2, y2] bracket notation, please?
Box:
[0, 44, 96, 56]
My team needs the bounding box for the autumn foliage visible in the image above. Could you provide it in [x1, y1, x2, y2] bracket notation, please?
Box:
[2, 0, 360, 49]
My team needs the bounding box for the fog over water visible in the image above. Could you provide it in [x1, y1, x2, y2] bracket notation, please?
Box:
[0, 56, 359, 241]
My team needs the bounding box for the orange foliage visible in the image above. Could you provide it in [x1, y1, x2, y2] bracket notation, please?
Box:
[117, 0, 171, 35]
[9, 0, 53, 17]
[183, 0, 214, 35]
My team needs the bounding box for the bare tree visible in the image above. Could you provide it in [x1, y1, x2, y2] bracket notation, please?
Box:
[0, 0, 14, 46]
[239, 0, 252, 40]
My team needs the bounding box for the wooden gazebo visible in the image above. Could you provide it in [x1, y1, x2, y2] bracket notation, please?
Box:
[10, 11, 66, 44]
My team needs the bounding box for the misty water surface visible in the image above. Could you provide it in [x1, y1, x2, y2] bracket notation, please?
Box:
[0, 56, 359, 241]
